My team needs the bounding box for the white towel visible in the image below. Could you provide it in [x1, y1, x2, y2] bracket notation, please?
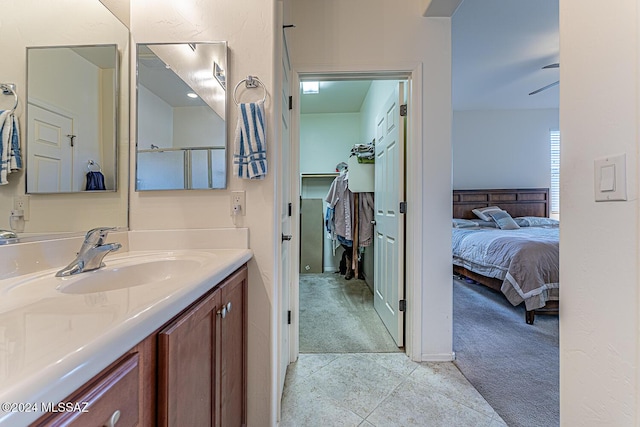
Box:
[0, 110, 22, 185]
[233, 101, 267, 180]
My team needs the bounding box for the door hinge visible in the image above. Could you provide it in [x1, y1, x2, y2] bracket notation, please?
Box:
[399, 300, 406, 312]
[288, 96, 293, 110]
[287, 310, 292, 324]
[400, 104, 407, 117]
[399, 201, 407, 214]
[288, 202, 292, 217]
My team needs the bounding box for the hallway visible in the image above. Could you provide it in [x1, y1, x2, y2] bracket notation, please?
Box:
[280, 353, 506, 426]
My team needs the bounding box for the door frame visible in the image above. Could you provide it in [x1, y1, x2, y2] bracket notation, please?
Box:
[288, 64, 424, 362]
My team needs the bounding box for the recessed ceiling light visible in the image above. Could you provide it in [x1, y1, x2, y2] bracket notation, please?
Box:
[187, 92, 198, 99]
[302, 81, 319, 94]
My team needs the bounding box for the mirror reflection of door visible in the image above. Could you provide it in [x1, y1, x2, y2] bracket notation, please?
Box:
[26, 45, 118, 193]
[26, 104, 74, 192]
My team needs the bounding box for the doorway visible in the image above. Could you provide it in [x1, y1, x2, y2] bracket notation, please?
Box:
[296, 77, 408, 355]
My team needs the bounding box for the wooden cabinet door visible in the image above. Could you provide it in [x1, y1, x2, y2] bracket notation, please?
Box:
[33, 353, 141, 427]
[158, 288, 221, 427]
[217, 266, 247, 427]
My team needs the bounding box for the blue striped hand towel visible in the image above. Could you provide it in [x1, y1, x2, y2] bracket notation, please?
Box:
[0, 110, 22, 185]
[233, 101, 267, 180]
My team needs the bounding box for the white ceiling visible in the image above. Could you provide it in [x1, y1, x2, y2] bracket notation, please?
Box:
[300, 81, 372, 114]
[299, 0, 559, 114]
[137, 45, 207, 108]
[452, 0, 559, 110]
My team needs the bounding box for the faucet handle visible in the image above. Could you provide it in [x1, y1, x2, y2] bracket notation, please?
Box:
[84, 227, 117, 245]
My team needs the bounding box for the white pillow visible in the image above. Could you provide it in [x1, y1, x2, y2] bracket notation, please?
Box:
[471, 206, 503, 221]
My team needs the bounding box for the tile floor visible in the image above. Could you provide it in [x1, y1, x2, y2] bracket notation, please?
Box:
[280, 353, 507, 427]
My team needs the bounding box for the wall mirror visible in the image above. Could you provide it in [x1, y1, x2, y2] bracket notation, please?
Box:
[26, 45, 119, 193]
[0, 0, 129, 237]
[136, 42, 228, 191]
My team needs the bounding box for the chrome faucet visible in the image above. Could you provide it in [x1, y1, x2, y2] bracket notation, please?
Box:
[55, 227, 122, 277]
[0, 230, 18, 245]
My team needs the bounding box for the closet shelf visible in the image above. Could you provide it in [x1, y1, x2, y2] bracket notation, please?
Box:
[301, 173, 339, 179]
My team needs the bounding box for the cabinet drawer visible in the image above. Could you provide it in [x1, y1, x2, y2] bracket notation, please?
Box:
[33, 353, 140, 427]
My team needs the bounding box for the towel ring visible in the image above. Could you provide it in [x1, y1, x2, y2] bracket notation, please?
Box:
[87, 160, 102, 172]
[233, 76, 267, 106]
[0, 83, 18, 112]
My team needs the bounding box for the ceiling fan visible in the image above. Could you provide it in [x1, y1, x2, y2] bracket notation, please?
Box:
[528, 63, 559, 95]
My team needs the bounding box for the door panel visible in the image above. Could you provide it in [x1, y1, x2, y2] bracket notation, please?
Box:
[374, 82, 405, 347]
[157, 289, 219, 427]
[27, 103, 74, 192]
[278, 25, 293, 414]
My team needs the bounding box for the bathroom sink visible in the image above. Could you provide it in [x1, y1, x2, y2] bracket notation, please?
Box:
[0, 251, 218, 301]
[57, 258, 202, 294]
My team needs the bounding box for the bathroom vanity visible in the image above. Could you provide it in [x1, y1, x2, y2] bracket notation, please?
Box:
[0, 230, 252, 427]
[33, 264, 247, 426]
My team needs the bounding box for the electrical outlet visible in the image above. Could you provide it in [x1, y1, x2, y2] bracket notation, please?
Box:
[13, 195, 30, 220]
[230, 191, 246, 216]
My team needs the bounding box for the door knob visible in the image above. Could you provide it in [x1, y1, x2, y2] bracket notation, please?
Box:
[282, 234, 292, 242]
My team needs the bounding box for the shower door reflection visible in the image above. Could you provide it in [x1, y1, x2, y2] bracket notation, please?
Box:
[136, 147, 225, 190]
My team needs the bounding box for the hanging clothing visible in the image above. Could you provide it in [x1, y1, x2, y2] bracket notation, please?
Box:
[325, 173, 374, 248]
[325, 173, 353, 241]
[358, 192, 375, 247]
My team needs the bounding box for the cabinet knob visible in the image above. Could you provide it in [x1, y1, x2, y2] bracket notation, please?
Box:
[104, 409, 121, 427]
[218, 307, 227, 318]
[226, 301, 232, 313]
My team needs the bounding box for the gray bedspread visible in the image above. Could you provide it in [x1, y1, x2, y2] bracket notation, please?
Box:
[452, 226, 559, 310]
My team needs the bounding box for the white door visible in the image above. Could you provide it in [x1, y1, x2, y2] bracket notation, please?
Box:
[278, 26, 293, 410]
[27, 103, 74, 192]
[373, 82, 406, 347]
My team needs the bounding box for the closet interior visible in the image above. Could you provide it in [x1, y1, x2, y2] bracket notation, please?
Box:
[298, 79, 403, 353]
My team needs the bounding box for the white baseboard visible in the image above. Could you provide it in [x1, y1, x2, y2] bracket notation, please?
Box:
[420, 352, 456, 362]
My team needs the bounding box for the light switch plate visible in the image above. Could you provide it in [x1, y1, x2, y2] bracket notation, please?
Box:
[594, 153, 627, 202]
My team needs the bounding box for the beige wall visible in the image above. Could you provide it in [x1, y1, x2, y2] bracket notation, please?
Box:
[129, 0, 277, 424]
[290, 0, 453, 360]
[560, 0, 640, 424]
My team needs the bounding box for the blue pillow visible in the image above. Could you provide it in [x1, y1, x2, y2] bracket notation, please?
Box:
[487, 210, 520, 230]
[515, 216, 559, 227]
[452, 218, 479, 228]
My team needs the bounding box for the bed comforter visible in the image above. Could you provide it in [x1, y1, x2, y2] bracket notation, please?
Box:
[452, 226, 559, 310]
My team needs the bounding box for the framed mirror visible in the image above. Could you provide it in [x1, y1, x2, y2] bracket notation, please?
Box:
[135, 42, 227, 191]
[26, 44, 119, 193]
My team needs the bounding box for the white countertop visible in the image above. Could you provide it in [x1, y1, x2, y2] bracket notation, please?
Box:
[0, 247, 252, 426]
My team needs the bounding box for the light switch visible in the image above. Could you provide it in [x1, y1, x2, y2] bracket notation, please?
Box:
[594, 153, 627, 202]
[599, 164, 615, 192]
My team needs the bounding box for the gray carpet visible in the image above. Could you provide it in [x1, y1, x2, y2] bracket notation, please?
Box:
[453, 277, 559, 427]
[299, 273, 401, 353]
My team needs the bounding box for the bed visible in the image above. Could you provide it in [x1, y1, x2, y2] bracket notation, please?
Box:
[452, 188, 559, 324]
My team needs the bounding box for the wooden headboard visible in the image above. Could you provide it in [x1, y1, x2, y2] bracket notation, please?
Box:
[453, 188, 550, 219]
